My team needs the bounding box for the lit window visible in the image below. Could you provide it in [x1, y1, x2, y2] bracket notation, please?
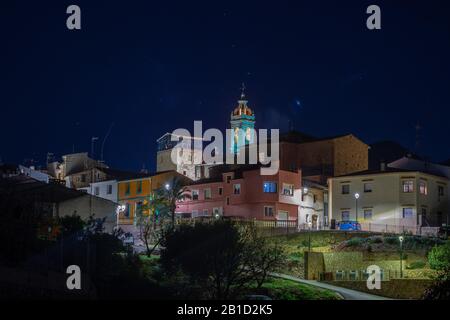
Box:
[192, 190, 199, 200]
[364, 183, 372, 193]
[402, 180, 414, 193]
[282, 183, 294, 196]
[264, 206, 274, 217]
[192, 210, 198, 218]
[419, 180, 427, 195]
[364, 209, 372, 220]
[204, 188, 211, 200]
[342, 185, 350, 194]
[402, 208, 413, 219]
[233, 184, 241, 195]
[263, 181, 277, 193]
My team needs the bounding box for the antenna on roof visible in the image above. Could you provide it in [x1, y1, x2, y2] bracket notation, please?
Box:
[415, 122, 421, 154]
[101, 122, 115, 163]
[91, 136, 99, 160]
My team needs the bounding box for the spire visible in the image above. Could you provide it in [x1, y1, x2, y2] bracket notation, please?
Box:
[240, 82, 246, 100]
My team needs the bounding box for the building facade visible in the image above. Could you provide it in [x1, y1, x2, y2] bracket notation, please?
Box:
[78, 179, 118, 203]
[328, 168, 449, 234]
[279, 133, 369, 183]
[176, 167, 302, 221]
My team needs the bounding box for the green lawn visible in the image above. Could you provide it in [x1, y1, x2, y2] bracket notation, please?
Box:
[258, 277, 341, 300]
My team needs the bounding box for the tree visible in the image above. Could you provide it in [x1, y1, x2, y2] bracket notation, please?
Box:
[245, 227, 287, 289]
[135, 193, 167, 257]
[428, 242, 450, 272]
[423, 242, 450, 300]
[156, 177, 189, 229]
[160, 220, 285, 299]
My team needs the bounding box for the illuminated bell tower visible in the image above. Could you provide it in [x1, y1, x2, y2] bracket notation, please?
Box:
[230, 84, 256, 154]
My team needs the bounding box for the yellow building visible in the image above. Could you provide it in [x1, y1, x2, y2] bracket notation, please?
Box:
[117, 171, 191, 225]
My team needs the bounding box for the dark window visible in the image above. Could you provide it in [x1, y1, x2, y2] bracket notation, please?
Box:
[107, 184, 113, 194]
[342, 211, 350, 221]
[364, 209, 372, 220]
[233, 184, 241, 195]
[137, 181, 142, 194]
[438, 186, 444, 197]
[125, 183, 130, 195]
[226, 197, 230, 205]
[218, 187, 223, 196]
[364, 183, 372, 193]
[264, 206, 274, 217]
[342, 185, 350, 194]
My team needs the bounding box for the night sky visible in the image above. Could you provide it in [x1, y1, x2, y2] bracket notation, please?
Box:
[2, 0, 450, 172]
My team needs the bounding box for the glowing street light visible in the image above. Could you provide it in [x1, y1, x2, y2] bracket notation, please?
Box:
[399, 236, 404, 278]
[165, 183, 170, 190]
[354, 193, 360, 223]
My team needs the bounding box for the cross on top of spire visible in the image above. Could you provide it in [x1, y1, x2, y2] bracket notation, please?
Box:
[240, 82, 246, 99]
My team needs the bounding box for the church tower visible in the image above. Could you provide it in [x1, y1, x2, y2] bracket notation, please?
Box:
[230, 84, 256, 154]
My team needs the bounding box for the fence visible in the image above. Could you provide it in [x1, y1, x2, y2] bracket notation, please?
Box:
[318, 269, 403, 282]
[175, 216, 301, 236]
[359, 222, 440, 236]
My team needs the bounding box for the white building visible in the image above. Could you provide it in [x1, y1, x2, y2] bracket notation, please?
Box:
[78, 179, 118, 204]
[328, 167, 449, 234]
[299, 180, 327, 230]
[156, 132, 215, 181]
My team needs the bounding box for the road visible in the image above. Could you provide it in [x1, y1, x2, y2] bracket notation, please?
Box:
[270, 273, 391, 300]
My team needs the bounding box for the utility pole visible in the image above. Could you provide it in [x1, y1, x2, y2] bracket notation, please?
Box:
[101, 122, 114, 163]
[91, 137, 99, 160]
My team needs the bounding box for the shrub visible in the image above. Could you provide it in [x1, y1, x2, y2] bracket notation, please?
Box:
[406, 261, 426, 270]
[367, 236, 383, 244]
[428, 243, 450, 272]
[289, 252, 304, 261]
[383, 236, 399, 245]
[345, 237, 364, 247]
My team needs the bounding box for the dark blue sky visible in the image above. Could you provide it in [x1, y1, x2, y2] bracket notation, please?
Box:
[2, 0, 450, 171]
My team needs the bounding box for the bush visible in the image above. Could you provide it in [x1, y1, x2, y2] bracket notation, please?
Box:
[428, 243, 450, 272]
[289, 252, 304, 261]
[406, 261, 426, 270]
[345, 237, 365, 247]
[383, 236, 399, 245]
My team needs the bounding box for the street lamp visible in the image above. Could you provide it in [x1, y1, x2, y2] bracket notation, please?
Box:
[165, 183, 170, 190]
[354, 193, 360, 223]
[399, 236, 404, 278]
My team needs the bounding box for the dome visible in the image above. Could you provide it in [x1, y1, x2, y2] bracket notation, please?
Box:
[232, 99, 254, 117]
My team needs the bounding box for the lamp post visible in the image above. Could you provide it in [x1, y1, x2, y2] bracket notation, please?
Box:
[399, 236, 404, 278]
[354, 193, 360, 223]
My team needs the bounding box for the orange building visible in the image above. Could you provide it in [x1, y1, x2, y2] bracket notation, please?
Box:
[117, 171, 191, 225]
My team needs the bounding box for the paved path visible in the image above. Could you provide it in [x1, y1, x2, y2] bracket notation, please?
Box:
[270, 273, 391, 300]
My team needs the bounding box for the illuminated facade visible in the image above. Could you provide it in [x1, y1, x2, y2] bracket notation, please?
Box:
[230, 88, 256, 154]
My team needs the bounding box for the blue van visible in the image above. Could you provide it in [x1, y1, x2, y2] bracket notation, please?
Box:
[338, 221, 361, 231]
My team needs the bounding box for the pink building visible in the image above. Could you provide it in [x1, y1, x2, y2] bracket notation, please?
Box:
[176, 166, 302, 221]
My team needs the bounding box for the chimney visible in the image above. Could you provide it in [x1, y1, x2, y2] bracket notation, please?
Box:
[380, 161, 386, 171]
